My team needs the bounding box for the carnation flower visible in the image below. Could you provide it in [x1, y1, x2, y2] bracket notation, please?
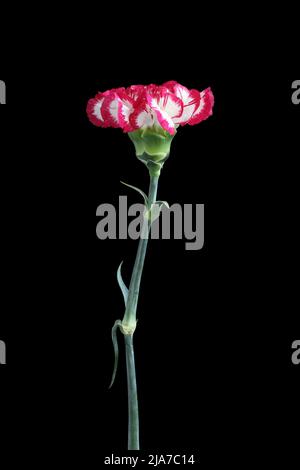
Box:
[89, 80, 214, 450]
[87, 81, 214, 135]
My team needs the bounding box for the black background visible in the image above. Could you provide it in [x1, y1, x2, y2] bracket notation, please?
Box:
[0, 76, 299, 465]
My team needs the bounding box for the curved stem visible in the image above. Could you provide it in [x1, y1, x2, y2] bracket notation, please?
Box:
[125, 334, 139, 450]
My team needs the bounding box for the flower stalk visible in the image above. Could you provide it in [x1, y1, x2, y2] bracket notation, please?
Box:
[121, 170, 160, 450]
[124, 334, 139, 450]
[121, 173, 159, 333]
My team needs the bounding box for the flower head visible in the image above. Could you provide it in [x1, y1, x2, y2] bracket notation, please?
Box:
[87, 81, 214, 173]
[87, 81, 214, 135]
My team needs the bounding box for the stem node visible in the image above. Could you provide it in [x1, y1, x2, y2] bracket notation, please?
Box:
[120, 321, 137, 336]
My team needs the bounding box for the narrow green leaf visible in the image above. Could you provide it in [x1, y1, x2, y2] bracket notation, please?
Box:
[147, 201, 170, 223]
[121, 181, 148, 206]
[109, 320, 122, 388]
[117, 261, 128, 307]
[156, 200, 170, 209]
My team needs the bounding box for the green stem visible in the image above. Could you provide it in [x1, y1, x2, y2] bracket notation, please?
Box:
[122, 173, 159, 329]
[122, 172, 160, 450]
[124, 334, 139, 450]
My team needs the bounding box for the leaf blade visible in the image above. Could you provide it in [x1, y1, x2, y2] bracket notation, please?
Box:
[121, 181, 148, 206]
[117, 261, 129, 307]
[109, 320, 122, 389]
[147, 200, 170, 223]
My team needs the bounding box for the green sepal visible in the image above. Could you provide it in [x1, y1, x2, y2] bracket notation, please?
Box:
[128, 127, 176, 163]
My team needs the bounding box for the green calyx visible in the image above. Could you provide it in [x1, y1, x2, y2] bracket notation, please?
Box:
[128, 127, 176, 167]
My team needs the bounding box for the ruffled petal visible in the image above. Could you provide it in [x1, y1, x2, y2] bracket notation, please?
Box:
[113, 86, 148, 132]
[125, 85, 146, 101]
[187, 87, 214, 125]
[86, 92, 110, 127]
[162, 80, 178, 93]
[130, 101, 154, 130]
[161, 91, 183, 119]
[173, 83, 190, 102]
[146, 96, 175, 134]
[115, 90, 135, 132]
[118, 104, 135, 132]
[146, 89, 183, 135]
[173, 87, 201, 125]
[101, 93, 122, 128]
